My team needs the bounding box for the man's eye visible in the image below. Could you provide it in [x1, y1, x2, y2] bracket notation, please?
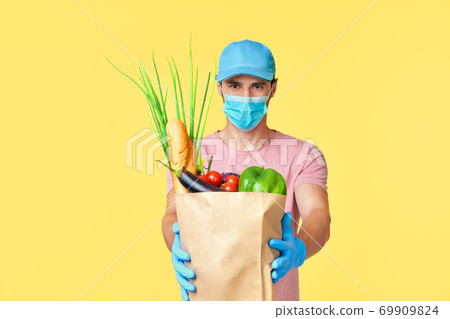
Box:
[230, 84, 238, 88]
[254, 85, 262, 89]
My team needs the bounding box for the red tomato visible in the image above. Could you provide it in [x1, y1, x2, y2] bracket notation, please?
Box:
[197, 175, 208, 182]
[206, 171, 222, 187]
[223, 183, 238, 192]
[225, 176, 239, 186]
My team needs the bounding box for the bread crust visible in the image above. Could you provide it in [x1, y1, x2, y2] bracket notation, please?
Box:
[166, 119, 197, 193]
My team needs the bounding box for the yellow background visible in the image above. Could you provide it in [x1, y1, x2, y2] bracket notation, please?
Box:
[1, 0, 449, 301]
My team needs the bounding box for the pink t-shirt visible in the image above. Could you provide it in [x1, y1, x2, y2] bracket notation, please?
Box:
[166, 130, 328, 301]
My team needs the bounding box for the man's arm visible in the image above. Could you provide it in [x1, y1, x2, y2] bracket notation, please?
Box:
[161, 189, 177, 252]
[162, 189, 197, 300]
[294, 184, 331, 260]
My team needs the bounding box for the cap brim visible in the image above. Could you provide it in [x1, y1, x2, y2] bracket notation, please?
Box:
[217, 66, 274, 83]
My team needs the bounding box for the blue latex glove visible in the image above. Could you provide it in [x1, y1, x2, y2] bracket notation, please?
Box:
[268, 212, 307, 284]
[171, 222, 196, 301]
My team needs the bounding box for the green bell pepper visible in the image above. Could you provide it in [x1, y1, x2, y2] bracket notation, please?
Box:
[238, 166, 287, 195]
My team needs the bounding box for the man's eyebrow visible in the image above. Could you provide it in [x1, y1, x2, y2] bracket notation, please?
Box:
[225, 80, 240, 85]
[252, 81, 267, 86]
[224, 80, 267, 86]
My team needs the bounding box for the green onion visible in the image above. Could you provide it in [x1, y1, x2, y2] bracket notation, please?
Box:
[172, 57, 187, 128]
[105, 38, 216, 171]
[207, 155, 214, 173]
[196, 58, 218, 164]
[166, 57, 180, 121]
[152, 50, 167, 123]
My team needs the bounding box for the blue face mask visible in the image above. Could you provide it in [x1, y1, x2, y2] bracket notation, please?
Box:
[221, 86, 273, 132]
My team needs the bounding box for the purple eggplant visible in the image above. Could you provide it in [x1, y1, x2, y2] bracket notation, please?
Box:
[179, 170, 225, 193]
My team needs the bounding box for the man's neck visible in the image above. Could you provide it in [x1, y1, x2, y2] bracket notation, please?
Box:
[218, 118, 276, 151]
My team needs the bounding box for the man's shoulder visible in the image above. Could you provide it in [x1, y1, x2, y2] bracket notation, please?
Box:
[272, 130, 308, 147]
[272, 131, 327, 173]
[272, 130, 325, 160]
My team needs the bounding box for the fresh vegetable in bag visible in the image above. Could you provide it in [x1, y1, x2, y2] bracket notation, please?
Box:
[238, 166, 287, 195]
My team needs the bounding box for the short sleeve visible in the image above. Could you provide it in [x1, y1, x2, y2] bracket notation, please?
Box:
[166, 168, 174, 196]
[294, 143, 328, 193]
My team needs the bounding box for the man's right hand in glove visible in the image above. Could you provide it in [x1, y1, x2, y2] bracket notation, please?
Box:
[171, 222, 196, 301]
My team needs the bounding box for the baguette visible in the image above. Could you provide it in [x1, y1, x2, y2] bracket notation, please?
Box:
[166, 119, 198, 193]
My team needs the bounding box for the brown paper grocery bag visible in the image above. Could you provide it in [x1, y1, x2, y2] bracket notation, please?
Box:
[175, 192, 286, 301]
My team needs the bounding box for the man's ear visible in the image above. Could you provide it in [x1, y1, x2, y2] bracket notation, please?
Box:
[217, 82, 224, 100]
[270, 78, 278, 99]
[217, 82, 223, 97]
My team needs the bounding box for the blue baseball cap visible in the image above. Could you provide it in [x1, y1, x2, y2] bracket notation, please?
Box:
[216, 39, 275, 83]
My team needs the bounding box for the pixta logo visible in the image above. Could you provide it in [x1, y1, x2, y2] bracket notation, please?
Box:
[126, 128, 326, 175]
[126, 128, 168, 176]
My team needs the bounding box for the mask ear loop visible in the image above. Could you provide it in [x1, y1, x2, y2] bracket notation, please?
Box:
[265, 84, 274, 102]
[220, 83, 226, 99]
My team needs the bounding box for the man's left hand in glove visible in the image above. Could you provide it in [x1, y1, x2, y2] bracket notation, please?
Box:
[268, 212, 307, 284]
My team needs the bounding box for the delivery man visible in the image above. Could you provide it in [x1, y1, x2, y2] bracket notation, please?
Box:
[162, 39, 331, 301]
